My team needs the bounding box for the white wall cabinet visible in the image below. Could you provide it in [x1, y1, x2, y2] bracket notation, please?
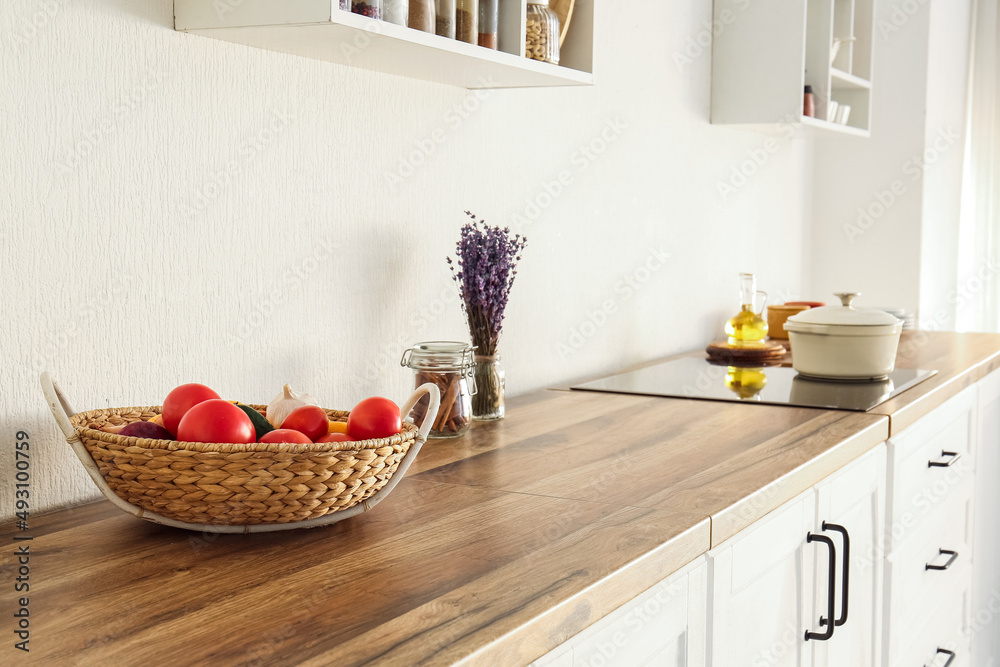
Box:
[711, 0, 874, 136]
[530, 557, 708, 667]
[708, 445, 885, 667]
[173, 0, 593, 89]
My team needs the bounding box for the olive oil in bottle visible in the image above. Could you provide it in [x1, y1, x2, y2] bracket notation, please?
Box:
[725, 273, 769, 345]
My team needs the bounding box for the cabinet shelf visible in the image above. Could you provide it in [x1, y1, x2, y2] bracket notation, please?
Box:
[831, 67, 871, 90]
[173, 0, 593, 89]
[801, 114, 870, 137]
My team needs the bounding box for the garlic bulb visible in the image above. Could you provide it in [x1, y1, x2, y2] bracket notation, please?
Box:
[266, 384, 319, 427]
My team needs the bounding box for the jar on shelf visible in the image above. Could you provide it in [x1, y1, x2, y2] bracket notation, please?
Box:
[526, 1, 559, 64]
[400, 341, 476, 438]
[435, 0, 456, 38]
[408, 0, 434, 31]
[456, 0, 478, 44]
[339, 0, 350, 10]
[352, 0, 381, 19]
[478, 0, 498, 49]
[384, 0, 408, 25]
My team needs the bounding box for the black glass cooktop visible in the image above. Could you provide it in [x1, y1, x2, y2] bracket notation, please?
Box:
[571, 357, 937, 412]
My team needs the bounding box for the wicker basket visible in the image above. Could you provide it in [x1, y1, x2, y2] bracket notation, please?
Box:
[41, 374, 440, 533]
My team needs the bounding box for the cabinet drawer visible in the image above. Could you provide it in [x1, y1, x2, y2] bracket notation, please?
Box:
[885, 491, 972, 659]
[572, 573, 689, 666]
[530, 557, 706, 667]
[887, 387, 976, 552]
[890, 586, 970, 667]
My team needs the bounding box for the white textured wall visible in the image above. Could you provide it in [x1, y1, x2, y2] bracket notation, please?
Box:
[809, 0, 931, 313]
[0, 0, 815, 519]
[919, 0, 972, 330]
[809, 0, 973, 322]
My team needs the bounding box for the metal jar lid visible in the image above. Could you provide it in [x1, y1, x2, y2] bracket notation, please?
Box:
[400, 341, 476, 372]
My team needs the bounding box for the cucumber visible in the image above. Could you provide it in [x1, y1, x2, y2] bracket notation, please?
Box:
[236, 403, 275, 440]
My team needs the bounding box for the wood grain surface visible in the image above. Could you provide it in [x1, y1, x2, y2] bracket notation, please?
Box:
[7, 332, 998, 666]
[873, 330, 1000, 433]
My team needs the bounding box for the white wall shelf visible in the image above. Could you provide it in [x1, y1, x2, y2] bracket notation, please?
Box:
[800, 114, 870, 137]
[831, 68, 871, 90]
[173, 0, 593, 89]
[711, 0, 874, 137]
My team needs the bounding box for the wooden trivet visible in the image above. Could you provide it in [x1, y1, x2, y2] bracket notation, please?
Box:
[706, 340, 788, 363]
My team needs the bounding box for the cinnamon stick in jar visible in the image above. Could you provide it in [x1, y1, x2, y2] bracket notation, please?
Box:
[415, 370, 470, 436]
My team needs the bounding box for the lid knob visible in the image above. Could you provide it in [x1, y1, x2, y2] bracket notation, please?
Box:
[835, 292, 860, 308]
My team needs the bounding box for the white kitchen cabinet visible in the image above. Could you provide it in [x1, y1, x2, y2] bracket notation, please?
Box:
[708, 445, 885, 667]
[530, 557, 708, 667]
[173, 0, 593, 89]
[536, 371, 999, 667]
[710, 0, 874, 135]
[883, 385, 978, 667]
[812, 444, 885, 667]
[972, 368, 1000, 667]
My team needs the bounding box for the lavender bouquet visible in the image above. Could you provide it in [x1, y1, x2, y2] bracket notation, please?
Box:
[447, 212, 527, 419]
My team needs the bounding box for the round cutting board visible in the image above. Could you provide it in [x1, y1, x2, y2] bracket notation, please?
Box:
[550, 0, 575, 47]
[706, 340, 788, 363]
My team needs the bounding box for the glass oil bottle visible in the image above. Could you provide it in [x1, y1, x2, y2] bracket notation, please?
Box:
[725, 273, 769, 345]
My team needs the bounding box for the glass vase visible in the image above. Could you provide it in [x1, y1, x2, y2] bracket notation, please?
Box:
[472, 354, 504, 420]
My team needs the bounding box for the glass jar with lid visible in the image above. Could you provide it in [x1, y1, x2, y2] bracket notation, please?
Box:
[526, 0, 560, 64]
[352, 0, 382, 19]
[408, 0, 434, 31]
[384, 0, 408, 25]
[456, 0, 478, 44]
[400, 341, 476, 438]
[435, 0, 456, 38]
[478, 0, 498, 49]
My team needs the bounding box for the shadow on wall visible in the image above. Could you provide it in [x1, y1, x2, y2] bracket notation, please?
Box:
[93, 0, 176, 29]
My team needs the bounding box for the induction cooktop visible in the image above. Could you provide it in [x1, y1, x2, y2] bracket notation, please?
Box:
[571, 357, 937, 412]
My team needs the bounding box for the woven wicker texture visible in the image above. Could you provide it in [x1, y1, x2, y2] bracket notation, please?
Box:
[70, 405, 417, 526]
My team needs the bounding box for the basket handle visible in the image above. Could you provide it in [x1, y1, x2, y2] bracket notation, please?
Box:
[400, 382, 441, 444]
[40, 372, 78, 440]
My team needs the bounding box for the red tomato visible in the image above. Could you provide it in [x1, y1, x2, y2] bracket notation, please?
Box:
[161, 383, 221, 436]
[259, 429, 313, 444]
[316, 433, 355, 444]
[176, 399, 254, 444]
[280, 405, 329, 441]
[347, 397, 401, 440]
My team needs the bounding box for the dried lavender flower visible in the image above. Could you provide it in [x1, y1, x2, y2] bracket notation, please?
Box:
[447, 212, 527, 356]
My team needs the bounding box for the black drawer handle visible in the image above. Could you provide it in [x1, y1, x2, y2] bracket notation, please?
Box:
[928, 451, 961, 468]
[926, 549, 959, 571]
[925, 647, 955, 667]
[821, 522, 850, 627]
[805, 532, 836, 641]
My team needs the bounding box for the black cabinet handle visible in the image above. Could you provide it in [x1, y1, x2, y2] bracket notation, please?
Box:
[805, 532, 836, 641]
[822, 522, 850, 627]
[928, 451, 961, 468]
[926, 549, 959, 571]
[925, 647, 956, 667]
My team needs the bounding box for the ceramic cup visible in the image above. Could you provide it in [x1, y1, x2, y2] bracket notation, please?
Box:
[766, 304, 810, 339]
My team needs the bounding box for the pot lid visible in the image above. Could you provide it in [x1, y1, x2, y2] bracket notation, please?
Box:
[787, 293, 903, 327]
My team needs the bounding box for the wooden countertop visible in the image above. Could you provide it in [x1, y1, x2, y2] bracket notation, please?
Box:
[8, 332, 998, 666]
[873, 330, 1000, 432]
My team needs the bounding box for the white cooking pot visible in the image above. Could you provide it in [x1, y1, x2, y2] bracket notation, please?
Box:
[784, 293, 903, 381]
